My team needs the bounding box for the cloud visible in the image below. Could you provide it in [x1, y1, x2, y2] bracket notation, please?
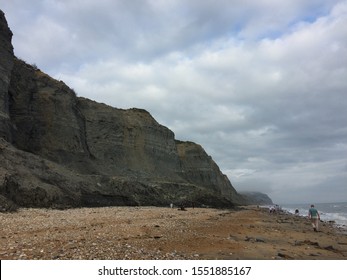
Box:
[1, 0, 347, 204]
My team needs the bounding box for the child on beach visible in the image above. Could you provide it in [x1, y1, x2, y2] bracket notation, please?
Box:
[308, 204, 320, 232]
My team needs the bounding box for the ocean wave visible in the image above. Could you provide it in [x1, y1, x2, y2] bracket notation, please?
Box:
[281, 203, 347, 227]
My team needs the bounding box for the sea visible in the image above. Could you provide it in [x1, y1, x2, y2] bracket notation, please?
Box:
[280, 202, 347, 231]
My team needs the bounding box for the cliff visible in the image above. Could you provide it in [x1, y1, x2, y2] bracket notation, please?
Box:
[0, 10, 246, 209]
[0, 10, 14, 141]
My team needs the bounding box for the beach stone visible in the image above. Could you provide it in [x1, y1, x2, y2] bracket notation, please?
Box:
[244, 236, 265, 243]
[324, 245, 338, 252]
[294, 240, 319, 247]
[277, 252, 293, 259]
[255, 238, 265, 243]
[1, 205, 347, 260]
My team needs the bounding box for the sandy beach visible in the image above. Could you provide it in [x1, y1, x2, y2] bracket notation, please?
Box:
[1, 206, 346, 260]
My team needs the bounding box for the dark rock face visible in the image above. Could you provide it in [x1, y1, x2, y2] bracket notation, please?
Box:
[0, 10, 14, 141]
[0, 10, 246, 209]
[77, 98, 183, 178]
[176, 141, 242, 203]
[8, 59, 92, 168]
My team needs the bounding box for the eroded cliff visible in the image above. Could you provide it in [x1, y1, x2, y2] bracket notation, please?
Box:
[0, 10, 246, 209]
[0, 10, 14, 141]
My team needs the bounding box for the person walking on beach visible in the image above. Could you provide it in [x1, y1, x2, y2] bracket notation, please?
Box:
[308, 204, 320, 232]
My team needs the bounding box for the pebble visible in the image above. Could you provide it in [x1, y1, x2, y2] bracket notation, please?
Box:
[1, 206, 346, 260]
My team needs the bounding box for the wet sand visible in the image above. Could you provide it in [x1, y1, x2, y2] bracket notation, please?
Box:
[1, 206, 346, 260]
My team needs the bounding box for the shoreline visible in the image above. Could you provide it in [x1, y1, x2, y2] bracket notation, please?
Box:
[261, 205, 347, 234]
[1, 206, 347, 260]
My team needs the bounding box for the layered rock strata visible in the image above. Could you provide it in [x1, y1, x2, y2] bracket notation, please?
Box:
[0, 10, 14, 141]
[0, 10, 246, 208]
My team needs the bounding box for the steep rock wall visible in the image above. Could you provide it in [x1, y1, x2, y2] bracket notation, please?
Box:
[77, 98, 183, 179]
[0, 11, 14, 141]
[0, 9, 245, 208]
[176, 141, 245, 205]
[8, 59, 93, 171]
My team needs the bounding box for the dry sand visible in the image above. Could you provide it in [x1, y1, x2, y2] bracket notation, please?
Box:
[1, 206, 346, 260]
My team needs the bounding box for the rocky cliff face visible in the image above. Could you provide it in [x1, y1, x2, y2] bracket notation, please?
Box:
[0, 10, 246, 209]
[77, 98, 183, 179]
[9, 59, 90, 162]
[176, 141, 241, 204]
[0, 10, 14, 141]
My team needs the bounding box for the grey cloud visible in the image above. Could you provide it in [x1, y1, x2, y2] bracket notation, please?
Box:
[3, 0, 342, 70]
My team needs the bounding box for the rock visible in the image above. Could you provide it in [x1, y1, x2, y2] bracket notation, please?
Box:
[255, 238, 265, 243]
[0, 194, 18, 212]
[0, 10, 14, 141]
[324, 245, 338, 252]
[294, 240, 320, 247]
[277, 252, 293, 259]
[176, 141, 245, 205]
[245, 236, 266, 243]
[309, 253, 320, 257]
[0, 9, 248, 209]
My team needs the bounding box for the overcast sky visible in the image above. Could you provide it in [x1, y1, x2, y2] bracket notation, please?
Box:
[2, 0, 346, 204]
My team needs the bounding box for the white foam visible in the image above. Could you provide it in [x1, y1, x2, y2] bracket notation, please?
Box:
[282, 203, 347, 228]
